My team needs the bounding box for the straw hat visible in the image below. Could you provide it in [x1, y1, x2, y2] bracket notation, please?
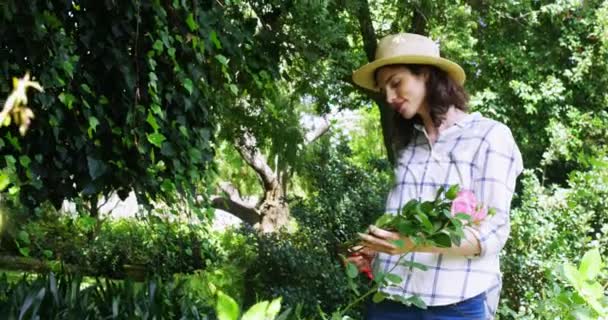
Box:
[352, 33, 466, 91]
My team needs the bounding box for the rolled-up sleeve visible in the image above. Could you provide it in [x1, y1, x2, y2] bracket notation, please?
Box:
[471, 124, 523, 258]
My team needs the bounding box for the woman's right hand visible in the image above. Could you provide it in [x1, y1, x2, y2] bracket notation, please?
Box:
[346, 246, 376, 277]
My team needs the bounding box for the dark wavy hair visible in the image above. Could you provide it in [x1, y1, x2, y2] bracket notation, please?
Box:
[376, 64, 469, 154]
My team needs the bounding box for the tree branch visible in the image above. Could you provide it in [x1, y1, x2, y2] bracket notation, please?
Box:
[305, 117, 331, 144]
[235, 132, 278, 191]
[355, 0, 377, 61]
[211, 182, 260, 226]
[349, 0, 398, 165]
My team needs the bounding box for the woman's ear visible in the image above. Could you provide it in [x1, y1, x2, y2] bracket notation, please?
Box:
[421, 67, 431, 82]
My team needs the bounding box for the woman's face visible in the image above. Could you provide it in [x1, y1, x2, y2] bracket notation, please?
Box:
[376, 65, 428, 119]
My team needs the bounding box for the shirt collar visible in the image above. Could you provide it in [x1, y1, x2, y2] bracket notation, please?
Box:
[413, 111, 480, 132]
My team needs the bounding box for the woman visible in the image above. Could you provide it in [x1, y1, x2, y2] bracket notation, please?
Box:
[349, 33, 523, 319]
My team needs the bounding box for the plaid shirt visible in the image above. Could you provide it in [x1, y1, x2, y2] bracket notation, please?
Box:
[375, 112, 523, 319]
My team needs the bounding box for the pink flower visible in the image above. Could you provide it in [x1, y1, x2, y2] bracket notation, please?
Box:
[451, 190, 488, 224]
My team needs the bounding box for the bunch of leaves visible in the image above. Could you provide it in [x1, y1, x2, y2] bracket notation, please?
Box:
[0, 272, 214, 319]
[372, 185, 478, 249]
[3, 207, 220, 278]
[532, 249, 608, 320]
[335, 185, 480, 317]
[498, 157, 608, 319]
[216, 290, 290, 320]
[243, 227, 362, 319]
[0, 0, 238, 216]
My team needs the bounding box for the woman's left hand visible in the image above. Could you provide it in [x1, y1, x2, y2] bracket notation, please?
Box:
[358, 225, 415, 255]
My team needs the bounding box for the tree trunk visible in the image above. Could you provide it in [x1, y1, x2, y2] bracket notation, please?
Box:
[258, 183, 289, 233]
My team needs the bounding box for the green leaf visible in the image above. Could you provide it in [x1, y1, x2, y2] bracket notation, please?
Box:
[434, 185, 446, 201]
[266, 297, 282, 319]
[430, 233, 452, 248]
[372, 291, 387, 303]
[87, 156, 107, 180]
[210, 30, 222, 49]
[579, 248, 602, 281]
[346, 262, 358, 278]
[454, 213, 472, 221]
[563, 263, 582, 290]
[229, 84, 238, 96]
[445, 185, 460, 200]
[385, 273, 403, 284]
[374, 214, 394, 228]
[215, 54, 229, 66]
[400, 260, 429, 271]
[153, 40, 164, 52]
[8, 186, 20, 195]
[146, 113, 159, 131]
[420, 201, 434, 214]
[183, 78, 193, 95]
[408, 295, 427, 309]
[18, 156, 30, 168]
[414, 207, 434, 232]
[88, 116, 100, 135]
[18, 230, 30, 245]
[216, 291, 240, 320]
[80, 83, 93, 95]
[147, 132, 166, 148]
[186, 13, 198, 31]
[275, 307, 292, 320]
[0, 173, 10, 191]
[241, 301, 269, 320]
[58, 92, 75, 109]
[18, 247, 30, 257]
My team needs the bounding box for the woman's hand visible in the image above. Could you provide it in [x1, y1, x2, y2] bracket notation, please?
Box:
[358, 225, 415, 255]
[346, 246, 376, 269]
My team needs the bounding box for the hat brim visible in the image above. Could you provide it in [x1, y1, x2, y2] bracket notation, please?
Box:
[352, 55, 466, 92]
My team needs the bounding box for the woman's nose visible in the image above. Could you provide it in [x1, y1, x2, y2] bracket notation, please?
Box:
[385, 89, 397, 103]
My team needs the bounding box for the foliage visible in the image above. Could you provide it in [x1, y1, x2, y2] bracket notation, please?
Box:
[1, 1, 245, 213]
[0, 272, 214, 319]
[2, 208, 219, 278]
[216, 290, 289, 320]
[556, 248, 607, 318]
[372, 185, 479, 249]
[499, 156, 608, 319]
[240, 137, 390, 318]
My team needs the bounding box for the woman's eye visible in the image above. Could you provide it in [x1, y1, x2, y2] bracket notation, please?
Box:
[391, 80, 400, 87]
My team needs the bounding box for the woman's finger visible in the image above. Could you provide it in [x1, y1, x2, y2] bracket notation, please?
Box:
[369, 225, 400, 240]
[359, 233, 397, 254]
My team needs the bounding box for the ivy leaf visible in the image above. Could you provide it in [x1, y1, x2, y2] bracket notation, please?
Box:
[215, 54, 229, 66]
[146, 113, 159, 131]
[210, 30, 222, 49]
[186, 13, 198, 31]
[58, 92, 75, 109]
[87, 156, 107, 180]
[147, 132, 166, 148]
[183, 78, 193, 95]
